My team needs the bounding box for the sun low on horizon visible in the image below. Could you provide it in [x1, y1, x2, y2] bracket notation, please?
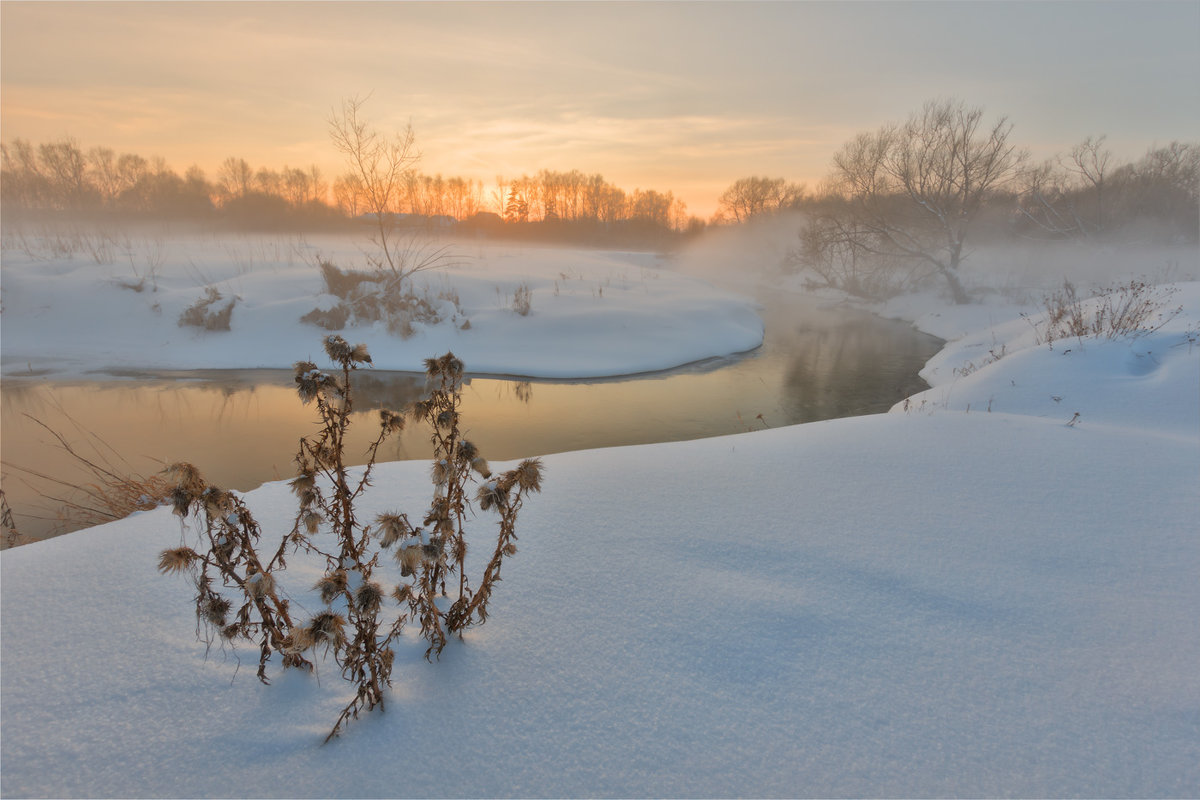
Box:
[1, 0, 1197, 220]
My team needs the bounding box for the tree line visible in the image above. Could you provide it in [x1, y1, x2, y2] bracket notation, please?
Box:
[0, 137, 700, 245]
[710, 100, 1197, 303]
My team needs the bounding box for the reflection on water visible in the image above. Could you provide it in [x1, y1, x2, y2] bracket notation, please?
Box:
[1, 294, 942, 543]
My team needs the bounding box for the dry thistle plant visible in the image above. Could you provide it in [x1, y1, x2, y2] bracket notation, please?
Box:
[160, 336, 542, 742]
[391, 354, 543, 659]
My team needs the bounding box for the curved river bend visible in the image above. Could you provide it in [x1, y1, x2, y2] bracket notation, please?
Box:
[1, 293, 942, 543]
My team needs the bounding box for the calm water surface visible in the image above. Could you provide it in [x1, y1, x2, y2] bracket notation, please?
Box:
[1, 293, 942, 543]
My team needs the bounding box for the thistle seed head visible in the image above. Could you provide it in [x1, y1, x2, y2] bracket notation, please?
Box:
[307, 612, 347, 651]
[202, 596, 232, 627]
[169, 485, 195, 517]
[323, 334, 353, 364]
[166, 462, 205, 494]
[315, 570, 348, 604]
[294, 363, 327, 404]
[283, 627, 315, 654]
[157, 547, 198, 574]
[355, 581, 383, 614]
[397, 545, 423, 576]
[514, 458, 544, 492]
[302, 509, 322, 535]
[379, 408, 405, 435]
[245, 571, 274, 600]
[431, 459, 450, 487]
[456, 440, 478, 462]
[375, 512, 412, 548]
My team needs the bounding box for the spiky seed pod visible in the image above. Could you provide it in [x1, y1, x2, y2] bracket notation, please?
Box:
[169, 486, 195, 517]
[375, 512, 412, 548]
[431, 459, 450, 487]
[157, 547, 198, 574]
[350, 342, 372, 365]
[379, 409, 405, 435]
[478, 481, 508, 511]
[290, 472, 316, 500]
[203, 487, 234, 518]
[457, 440, 478, 462]
[202, 596, 232, 627]
[421, 542, 443, 562]
[166, 462, 206, 495]
[424, 497, 449, 527]
[393, 583, 413, 604]
[301, 509, 322, 535]
[410, 399, 432, 421]
[245, 571, 275, 600]
[355, 581, 383, 614]
[282, 627, 315, 654]
[323, 334, 353, 364]
[308, 612, 347, 651]
[294, 361, 327, 404]
[502, 542, 518, 557]
[439, 353, 465, 378]
[397, 546, 423, 577]
[435, 409, 456, 429]
[514, 458, 544, 492]
[470, 457, 491, 479]
[220, 623, 242, 640]
[315, 570, 348, 604]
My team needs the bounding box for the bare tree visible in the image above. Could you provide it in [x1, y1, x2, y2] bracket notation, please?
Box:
[1064, 134, 1112, 232]
[329, 95, 443, 283]
[824, 98, 1025, 303]
[717, 176, 804, 222]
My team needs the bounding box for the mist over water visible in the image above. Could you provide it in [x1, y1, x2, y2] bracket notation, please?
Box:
[1, 287, 941, 544]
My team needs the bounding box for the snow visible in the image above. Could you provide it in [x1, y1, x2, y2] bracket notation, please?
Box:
[0, 233, 764, 378]
[2, 233, 1199, 797]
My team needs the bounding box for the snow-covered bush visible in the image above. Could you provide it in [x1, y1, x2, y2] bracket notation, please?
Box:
[159, 337, 542, 742]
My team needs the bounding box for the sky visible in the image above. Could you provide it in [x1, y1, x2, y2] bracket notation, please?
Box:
[2, 0, 1197, 219]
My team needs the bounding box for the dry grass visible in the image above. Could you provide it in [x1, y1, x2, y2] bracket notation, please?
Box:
[2, 414, 174, 545]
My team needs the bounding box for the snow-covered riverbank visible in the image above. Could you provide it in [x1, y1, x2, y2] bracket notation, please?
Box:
[0, 233, 763, 378]
[2, 235, 1198, 797]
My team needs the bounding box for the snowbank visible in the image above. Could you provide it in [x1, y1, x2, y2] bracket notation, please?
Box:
[2, 235, 1198, 796]
[0, 233, 764, 378]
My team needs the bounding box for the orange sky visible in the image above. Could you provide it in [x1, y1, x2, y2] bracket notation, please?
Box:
[2, 1, 1197, 219]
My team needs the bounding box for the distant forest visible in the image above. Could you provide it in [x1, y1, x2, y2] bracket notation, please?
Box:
[0, 139, 701, 247]
[2, 131, 1196, 251]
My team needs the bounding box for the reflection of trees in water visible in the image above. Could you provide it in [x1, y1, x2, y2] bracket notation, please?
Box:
[779, 313, 939, 422]
[513, 381, 533, 404]
[346, 371, 428, 413]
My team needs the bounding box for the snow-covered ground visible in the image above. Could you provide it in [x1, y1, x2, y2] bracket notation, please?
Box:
[0, 231, 763, 378]
[2, 233, 1198, 797]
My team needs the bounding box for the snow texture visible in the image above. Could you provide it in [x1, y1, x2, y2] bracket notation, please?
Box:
[2, 236, 1198, 798]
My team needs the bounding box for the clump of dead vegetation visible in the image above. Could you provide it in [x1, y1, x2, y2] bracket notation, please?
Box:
[301, 258, 468, 338]
[2, 414, 174, 547]
[159, 336, 541, 742]
[1033, 279, 1182, 345]
[179, 285, 238, 331]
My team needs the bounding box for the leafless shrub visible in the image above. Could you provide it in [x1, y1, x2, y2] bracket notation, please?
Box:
[1035, 279, 1182, 344]
[179, 286, 237, 331]
[512, 282, 533, 316]
[302, 257, 460, 338]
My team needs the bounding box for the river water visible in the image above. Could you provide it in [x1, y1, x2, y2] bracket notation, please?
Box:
[1, 292, 942, 544]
